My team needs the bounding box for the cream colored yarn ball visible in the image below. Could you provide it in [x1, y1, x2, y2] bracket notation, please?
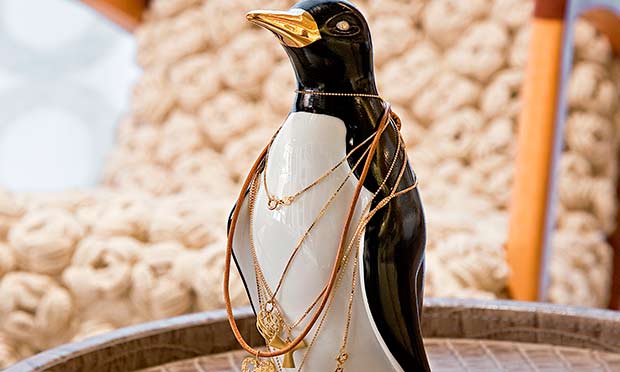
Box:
[446, 21, 509, 82]
[199, 93, 267, 151]
[0, 272, 74, 351]
[480, 69, 523, 119]
[421, 0, 488, 48]
[62, 236, 142, 305]
[156, 111, 206, 165]
[412, 72, 482, 121]
[378, 41, 441, 107]
[131, 241, 194, 320]
[76, 193, 150, 240]
[8, 209, 84, 276]
[148, 194, 222, 249]
[182, 244, 249, 311]
[169, 53, 222, 112]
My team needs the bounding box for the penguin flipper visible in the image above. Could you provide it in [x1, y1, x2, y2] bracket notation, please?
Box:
[361, 141, 430, 371]
[362, 191, 429, 370]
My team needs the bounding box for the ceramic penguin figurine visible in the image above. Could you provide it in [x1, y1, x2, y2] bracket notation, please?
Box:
[227, 1, 429, 371]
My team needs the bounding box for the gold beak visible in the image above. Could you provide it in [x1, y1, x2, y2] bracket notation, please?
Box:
[246, 8, 321, 48]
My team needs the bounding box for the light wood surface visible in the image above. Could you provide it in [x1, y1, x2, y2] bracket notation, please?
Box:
[138, 340, 620, 371]
[5, 299, 620, 372]
[507, 18, 565, 302]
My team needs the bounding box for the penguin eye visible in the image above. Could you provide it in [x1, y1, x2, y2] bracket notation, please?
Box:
[336, 20, 350, 31]
[325, 13, 360, 36]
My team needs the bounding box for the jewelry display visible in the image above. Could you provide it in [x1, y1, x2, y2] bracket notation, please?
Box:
[225, 1, 430, 371]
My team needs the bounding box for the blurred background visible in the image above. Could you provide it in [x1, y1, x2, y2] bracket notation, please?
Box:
[0, 0, 619, 368]
[0, 0, 138, 191]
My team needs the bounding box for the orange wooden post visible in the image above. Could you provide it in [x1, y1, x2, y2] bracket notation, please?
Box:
[81, 0, 149, 32]
[506, 0, 567, 302]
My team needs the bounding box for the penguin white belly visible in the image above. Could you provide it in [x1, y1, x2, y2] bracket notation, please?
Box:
[232, 111, 400, 371]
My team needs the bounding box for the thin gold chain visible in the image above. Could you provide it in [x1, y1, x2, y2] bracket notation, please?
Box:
[295, 90, 383, 100]
[263, 131, 375, 210]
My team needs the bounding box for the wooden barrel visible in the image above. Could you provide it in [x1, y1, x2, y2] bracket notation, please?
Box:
[6, 298, 620, 371]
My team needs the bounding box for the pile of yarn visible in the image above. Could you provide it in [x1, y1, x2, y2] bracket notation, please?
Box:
[0, 189, 248, 367]
[104, 0, 619, 304]
[0, 0, 618, 367]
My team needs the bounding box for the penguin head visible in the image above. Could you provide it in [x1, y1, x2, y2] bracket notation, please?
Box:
[247, 0, 376, 93]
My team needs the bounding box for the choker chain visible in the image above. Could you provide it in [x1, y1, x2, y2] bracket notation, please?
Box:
[295, 90, 383, 100]
[294, 90, 402, 130]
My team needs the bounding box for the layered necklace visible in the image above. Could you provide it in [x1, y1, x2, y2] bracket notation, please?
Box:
[248, 132, 379, 369]
[224, 92, 417, 372]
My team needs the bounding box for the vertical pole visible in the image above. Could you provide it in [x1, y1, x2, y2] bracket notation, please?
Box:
[506, 0, 567, 301]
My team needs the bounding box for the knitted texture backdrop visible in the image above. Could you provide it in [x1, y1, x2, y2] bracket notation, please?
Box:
[0, 0, 619, 367]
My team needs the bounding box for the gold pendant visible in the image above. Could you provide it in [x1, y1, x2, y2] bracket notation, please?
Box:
[242, 356, 277, 372]
[257, 308, 282, 343]
[269, 336, 307, 368]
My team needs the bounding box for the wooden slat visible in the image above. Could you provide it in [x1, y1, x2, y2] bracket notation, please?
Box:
[81, 0, 148, 32]
[506, 18, 565, 302]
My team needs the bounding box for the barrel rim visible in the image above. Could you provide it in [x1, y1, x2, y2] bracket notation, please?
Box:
[5, 298, 620, 372]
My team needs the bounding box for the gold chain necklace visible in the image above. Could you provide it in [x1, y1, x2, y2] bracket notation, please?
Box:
[295, 90, 383, 99]
[263, 125, 374, 210]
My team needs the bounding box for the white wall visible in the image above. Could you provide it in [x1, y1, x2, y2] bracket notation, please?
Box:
[0, 0, 139, 191]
